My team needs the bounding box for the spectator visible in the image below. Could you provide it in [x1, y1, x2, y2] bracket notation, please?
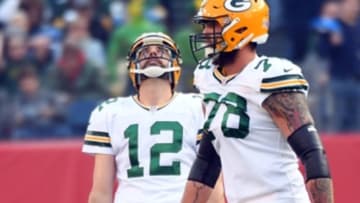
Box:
[107, 0, 166, 96]
[282, 0, 324, 63]
[46, 0, 111, 45]
[257, 0, 288, 58]
[19, 0, 62, 51]
[173, 3, 199, 92]
[46, 40, 107, 103]
[71, 0, 111, 46]
[12, 67, 70, 140]
[64, 11, 106, 69]
[28, 34, 55, 82]
[312, 0, 342, 46]
[174, 27, 198, 92]
[109, 0, 127, 29]
[0, 23, 7, 89]
[0, 89, 14, 140]
[2, 31, 31, 94]
[19, 0, 46, 36]
[304, 0, 342, 131]
[0, 0, 21, 24]
[316, 0, 360, 132]
[5, 9, 29, 34]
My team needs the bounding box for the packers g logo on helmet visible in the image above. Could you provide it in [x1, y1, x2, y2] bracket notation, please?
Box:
[190, 0, 269, 62]
[224, 0, 251, 12]
[127, 32, 182, 90]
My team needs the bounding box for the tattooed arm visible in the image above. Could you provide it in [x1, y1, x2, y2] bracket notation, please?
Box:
[306, 179, 334, 203]
[263, 92, 334, 203]
[262, 92, 313, 136]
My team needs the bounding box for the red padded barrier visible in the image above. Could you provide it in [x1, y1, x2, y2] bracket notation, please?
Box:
[320, 135, 360, 203]
[0, 140, 93, 203]
[0, 135, 359, 203]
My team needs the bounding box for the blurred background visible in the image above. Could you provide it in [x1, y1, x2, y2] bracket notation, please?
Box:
[0, 0, 359, 139]
[0, 1, 359, 203]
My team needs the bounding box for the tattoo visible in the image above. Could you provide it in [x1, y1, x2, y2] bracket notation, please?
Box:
[307, 178, 334, 203]
[192, 182, 206, 203]
[262, 92, 313, 133]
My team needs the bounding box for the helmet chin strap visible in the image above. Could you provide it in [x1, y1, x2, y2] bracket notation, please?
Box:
[130, 66, 180, 78]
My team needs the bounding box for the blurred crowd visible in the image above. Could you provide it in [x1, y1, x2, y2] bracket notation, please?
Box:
[0, 0, 359, 141]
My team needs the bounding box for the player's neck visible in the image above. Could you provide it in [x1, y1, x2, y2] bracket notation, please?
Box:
[222, 47, 257, 76]
[137, 80, 173, 107]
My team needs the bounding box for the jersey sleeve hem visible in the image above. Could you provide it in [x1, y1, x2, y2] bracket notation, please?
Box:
[260, 74, 309, 93]
[82, 130, 113, 155]
[82, 145, 114, 155]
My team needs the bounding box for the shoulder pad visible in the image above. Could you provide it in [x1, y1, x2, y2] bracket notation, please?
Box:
[258, 57, 309, 93]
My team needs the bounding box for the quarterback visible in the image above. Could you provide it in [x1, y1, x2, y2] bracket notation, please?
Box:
[82, 33, 223, 203]
[182, 0, 334, 203]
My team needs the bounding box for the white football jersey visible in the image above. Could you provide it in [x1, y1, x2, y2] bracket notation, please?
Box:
[194, 55, 311, 203]
[82, 93, 204, 203]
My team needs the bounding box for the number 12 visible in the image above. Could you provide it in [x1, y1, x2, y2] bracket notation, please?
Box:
[124, 121, 183, 178]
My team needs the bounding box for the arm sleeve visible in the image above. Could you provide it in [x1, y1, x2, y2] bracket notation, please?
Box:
[188, 131, 221, 188]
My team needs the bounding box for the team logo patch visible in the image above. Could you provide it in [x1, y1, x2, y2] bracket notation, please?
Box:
[224, 0, 252, 12]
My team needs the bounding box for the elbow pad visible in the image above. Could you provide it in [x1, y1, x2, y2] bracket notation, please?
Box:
[287, 124, 331, 182]
[188, 131, 221, 188]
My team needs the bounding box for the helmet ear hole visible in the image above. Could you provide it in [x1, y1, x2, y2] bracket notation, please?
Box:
[235, 27, 248, 34]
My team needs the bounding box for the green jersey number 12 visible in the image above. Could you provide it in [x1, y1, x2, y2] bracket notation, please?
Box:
[125, 121, 183, 178]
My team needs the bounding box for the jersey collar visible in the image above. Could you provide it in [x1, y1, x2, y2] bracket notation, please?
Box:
[132, 92, 178, 111]
[212, 55, 260, 85]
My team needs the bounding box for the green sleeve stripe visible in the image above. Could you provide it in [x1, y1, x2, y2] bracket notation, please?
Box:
[86, 131, 109, 137]
[261, 85, 309, 93]
[262, 74, 304, 83]
[84, 140, 112, 148]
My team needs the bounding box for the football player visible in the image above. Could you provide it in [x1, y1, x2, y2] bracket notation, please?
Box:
[82, 32, 224, 203]
[182, 1, 334, 203]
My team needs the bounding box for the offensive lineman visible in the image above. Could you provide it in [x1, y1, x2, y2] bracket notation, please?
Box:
[182, 0, 334, 203]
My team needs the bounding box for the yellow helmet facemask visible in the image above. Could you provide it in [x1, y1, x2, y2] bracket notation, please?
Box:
[127, 32, 182, 90]
[190, 0, 270, 62]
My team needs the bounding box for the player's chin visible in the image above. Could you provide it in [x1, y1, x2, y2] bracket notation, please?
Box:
[144, 60, 165, 67]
